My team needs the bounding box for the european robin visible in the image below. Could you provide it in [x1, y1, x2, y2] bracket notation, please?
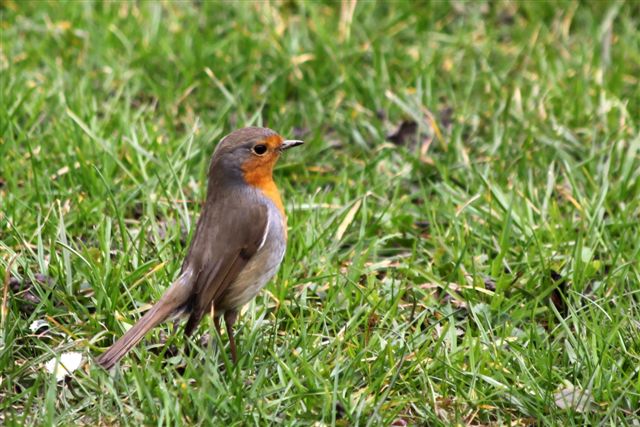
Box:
[96, 127, 303, 369]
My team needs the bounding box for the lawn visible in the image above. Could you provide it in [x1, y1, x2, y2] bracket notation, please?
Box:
[1, 1, 639, 425]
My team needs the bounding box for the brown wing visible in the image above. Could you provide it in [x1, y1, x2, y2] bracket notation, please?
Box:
[183, 197, 268, 336]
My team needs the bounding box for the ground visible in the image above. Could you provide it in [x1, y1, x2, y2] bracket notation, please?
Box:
[1, 1, 639, 425]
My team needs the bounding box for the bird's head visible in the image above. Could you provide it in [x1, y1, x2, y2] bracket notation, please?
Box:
[209, 127, 303, 199]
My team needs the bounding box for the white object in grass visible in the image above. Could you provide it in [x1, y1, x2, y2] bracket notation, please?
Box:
[44, 352, 83, 381]
[29, 319, 49, 333]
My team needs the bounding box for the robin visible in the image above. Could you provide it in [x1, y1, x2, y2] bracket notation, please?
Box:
[96, 127, 303, 369]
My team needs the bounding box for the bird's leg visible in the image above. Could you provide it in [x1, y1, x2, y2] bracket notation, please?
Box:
[224, 310, 239, 364]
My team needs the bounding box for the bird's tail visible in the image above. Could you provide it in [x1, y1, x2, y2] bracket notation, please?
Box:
[95, 302, 174, 369]
[96, 270, 194, 369]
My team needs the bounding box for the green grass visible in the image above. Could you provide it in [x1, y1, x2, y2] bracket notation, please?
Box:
[1, 1, 639, 425]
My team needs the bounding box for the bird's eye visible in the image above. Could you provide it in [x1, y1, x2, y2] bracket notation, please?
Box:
[252, 144, 268, 155]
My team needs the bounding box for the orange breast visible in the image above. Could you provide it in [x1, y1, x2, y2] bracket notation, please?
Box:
[243, 170, 287, 239]
[240, 135, 288, 237]
[256, 177, 285, 217]
[241, 160, 285, 216]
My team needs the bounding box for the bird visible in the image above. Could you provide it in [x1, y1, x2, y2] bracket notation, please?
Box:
[96, 127, 303, 369]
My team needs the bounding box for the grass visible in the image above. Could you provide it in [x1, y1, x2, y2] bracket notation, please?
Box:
[1, 1, 639, 425]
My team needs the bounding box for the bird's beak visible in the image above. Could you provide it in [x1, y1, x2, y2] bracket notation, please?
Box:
[281, 140, 304, 151]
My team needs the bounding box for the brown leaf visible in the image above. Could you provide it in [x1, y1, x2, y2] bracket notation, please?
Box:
[128, 201, 145, 220]
[386, 120, 418, 146]
[365, 311, 379, 345]
[9, 273, 51, 314]
[130, 91, 158, 109]
[483, 276, 497, 292]
[439, 106, 454, 129]
[549, 269, 568, 317]
[335, 401, 346, 420]
[440, 289, 467, 310]
[413, 220, 430, 231]
[498, 9, 516, 26]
